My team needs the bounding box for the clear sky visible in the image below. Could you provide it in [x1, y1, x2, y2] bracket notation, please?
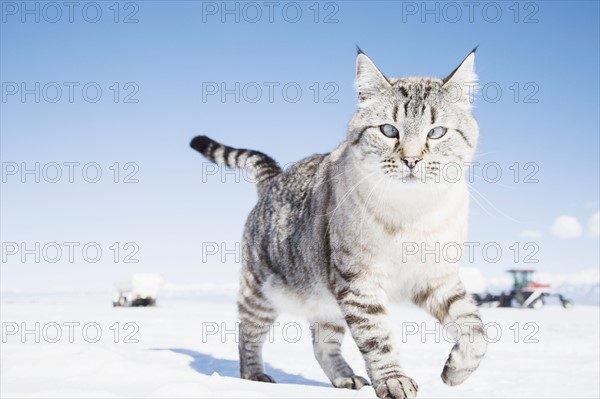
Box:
[1, 1, 599, 292]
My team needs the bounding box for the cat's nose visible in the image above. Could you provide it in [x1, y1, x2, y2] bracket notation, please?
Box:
[402, 157, 421, 169]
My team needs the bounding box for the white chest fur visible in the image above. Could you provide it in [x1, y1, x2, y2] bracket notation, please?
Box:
[358, 180, 470, 301]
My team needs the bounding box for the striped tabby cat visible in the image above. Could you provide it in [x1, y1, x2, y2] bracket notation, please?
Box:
[190, 48, 487, 399]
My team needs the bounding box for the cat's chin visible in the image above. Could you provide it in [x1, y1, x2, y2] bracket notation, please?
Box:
[389, 174, 439, 185]
[385, 174, 458, 198]
[399, 174, 421, 183]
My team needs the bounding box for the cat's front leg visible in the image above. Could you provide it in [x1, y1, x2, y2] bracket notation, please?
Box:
[337, 283, 418, 399]
[414, 277, 487, 386]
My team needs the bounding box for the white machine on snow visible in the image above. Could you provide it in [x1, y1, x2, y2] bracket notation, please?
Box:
[112, 274, 164, 307]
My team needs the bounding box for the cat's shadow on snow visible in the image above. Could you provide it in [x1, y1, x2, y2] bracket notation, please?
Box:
[152, 348, 330, 387]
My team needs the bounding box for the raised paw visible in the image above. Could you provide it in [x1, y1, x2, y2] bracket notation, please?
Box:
[247, 372, 276, 383]
[375, 375, 418, 399]
[441, 363, 472, 387]
[441, 336, 487, 386]
[441, 349, 486, 387]
[333, 375, 370, 390]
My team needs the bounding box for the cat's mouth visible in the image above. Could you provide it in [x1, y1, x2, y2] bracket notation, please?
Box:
[384, 168, 438, 183]
[393, 171, 441, 184]
[396, 173, 426, 184]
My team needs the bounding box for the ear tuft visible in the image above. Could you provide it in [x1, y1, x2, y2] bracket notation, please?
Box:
[443, 48, 478, 106]
[443, 49, 478, 86]
[355, 52, 390, 102]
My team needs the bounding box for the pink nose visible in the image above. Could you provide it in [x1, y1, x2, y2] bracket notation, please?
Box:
[402, 157, 421, 169]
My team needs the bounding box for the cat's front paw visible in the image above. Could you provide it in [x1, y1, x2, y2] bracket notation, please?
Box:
[441, 363, 471, 386]
[246, 372, 276, 383]
[374, 375, 418, 398]
[333, 375, 370, 390]
[441, 333, 487, 386]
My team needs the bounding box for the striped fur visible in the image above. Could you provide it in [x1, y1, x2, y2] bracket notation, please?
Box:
[192, 49, 486, 399]
[190, 135, 282, 186]
[311, 321, 369, 389]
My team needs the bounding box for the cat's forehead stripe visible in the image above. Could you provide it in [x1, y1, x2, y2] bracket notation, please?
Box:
[394, 82, 441, 121]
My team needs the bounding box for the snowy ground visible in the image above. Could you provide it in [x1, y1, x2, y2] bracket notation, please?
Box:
[1, 290, 599, 398]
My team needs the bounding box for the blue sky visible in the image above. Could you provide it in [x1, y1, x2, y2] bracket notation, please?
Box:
[1, 1, 598, 292]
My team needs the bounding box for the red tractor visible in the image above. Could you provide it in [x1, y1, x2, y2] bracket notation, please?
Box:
[475, 269, 573, 309]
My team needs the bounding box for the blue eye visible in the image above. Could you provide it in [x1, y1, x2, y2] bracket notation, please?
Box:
[380, 124, 399, 138]
[427, 126, 447, 139]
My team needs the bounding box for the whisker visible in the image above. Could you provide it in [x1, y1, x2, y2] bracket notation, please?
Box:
[315, 167, 350, 189]
[472, 151, 498, 159]
[469, 175, 516, 190]
[468, 190, 497, 220]
[323, 170, 378, 238]
[469, 184, 522, 223]
[359, 175, 387, 252]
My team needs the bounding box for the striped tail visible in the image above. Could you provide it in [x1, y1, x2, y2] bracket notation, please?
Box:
[190, 136, 282, 185]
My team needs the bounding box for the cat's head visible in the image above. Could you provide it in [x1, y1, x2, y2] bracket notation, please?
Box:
[348, 49, 479, 188]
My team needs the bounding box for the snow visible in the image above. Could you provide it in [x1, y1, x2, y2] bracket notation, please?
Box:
[1, 289, 599, 398]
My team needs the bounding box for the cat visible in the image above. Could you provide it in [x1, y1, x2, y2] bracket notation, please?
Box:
[190, 48, 487, 399]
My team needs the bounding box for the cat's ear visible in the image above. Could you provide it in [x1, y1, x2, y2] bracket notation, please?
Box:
[442, 47, 478, 105]
[355, 48, 390, 102]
